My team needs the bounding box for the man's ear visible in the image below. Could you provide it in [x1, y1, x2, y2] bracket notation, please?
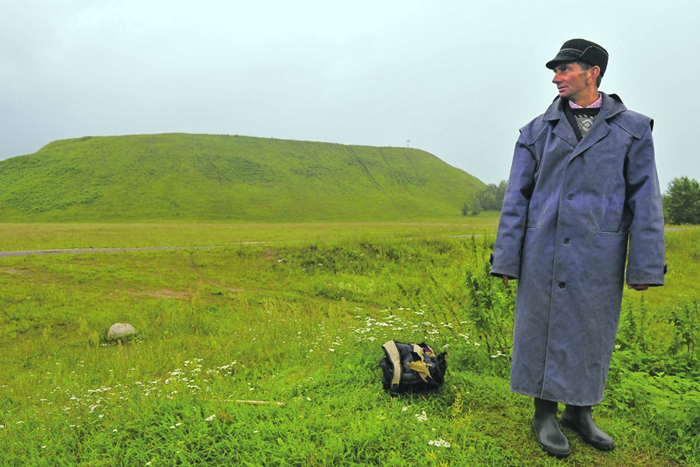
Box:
[588, 66, 601, 84]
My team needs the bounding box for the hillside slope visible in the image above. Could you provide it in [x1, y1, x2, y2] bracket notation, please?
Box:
[0, 134, 483, 221]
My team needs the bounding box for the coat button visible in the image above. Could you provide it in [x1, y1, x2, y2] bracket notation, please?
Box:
[567, 194, 574, 200]
[564, 238, 570, 244]
[559, 282, 566, 288]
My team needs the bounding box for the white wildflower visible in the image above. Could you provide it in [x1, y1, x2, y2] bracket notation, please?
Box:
[428, 439, 451, 448]
[415, 411, 428, 422]
[205, 414, 216, 422]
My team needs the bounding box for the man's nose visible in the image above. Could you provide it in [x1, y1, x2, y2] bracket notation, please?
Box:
[552, 73, 562, 83]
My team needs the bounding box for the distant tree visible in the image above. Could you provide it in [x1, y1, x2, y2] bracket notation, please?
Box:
[461, 199, 482, 216]
[465, 180, 508, 215]
[469, 198, 483, 216]
[462, 181, 508, 216]
[663, 176, 700, 225]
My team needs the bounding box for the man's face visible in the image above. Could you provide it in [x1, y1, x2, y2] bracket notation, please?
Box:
[551, 62, 592, 101]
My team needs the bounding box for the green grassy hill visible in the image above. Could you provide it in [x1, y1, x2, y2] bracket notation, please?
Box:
[0, 134, 483, 222]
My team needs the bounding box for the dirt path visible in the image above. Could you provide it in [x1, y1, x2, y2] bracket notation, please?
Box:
[0, 227, 695, 258]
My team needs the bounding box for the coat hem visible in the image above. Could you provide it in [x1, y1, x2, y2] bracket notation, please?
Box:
[510, 386, 605, 406]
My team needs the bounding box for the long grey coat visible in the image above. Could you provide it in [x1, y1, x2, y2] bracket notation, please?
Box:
[491, 93, 665, 406]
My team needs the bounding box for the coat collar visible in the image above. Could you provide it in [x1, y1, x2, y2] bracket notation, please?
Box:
[543, 92, 626, 122]
[544, 92, 627, 152]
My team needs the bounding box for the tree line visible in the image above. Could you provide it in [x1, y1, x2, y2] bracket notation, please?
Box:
[463, 176, 700, 225]
[663, 176, 700, 225]
[462, 181, 508, 216]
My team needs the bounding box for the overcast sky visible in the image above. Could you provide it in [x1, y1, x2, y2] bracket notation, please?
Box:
[1, 0, 697, 189]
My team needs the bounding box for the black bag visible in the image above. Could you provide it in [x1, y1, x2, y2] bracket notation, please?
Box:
[379, 340, 447, 396]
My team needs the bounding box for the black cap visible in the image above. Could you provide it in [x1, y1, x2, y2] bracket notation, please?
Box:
[546, 38, 609, 77]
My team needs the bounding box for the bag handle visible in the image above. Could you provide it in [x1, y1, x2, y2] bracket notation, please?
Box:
[382, 341, 402, 393]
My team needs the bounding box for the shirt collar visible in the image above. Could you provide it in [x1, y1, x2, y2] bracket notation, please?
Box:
[569, 93, 602, 109]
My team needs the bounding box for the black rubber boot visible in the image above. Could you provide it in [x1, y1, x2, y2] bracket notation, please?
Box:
[561, 405, 615, 451]
[532, 398, 570, 458]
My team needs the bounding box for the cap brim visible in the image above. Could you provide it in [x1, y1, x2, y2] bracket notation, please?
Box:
[545, 53, 582, 69]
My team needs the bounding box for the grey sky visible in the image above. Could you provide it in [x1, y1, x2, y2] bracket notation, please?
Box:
[1, 0, 697, 190]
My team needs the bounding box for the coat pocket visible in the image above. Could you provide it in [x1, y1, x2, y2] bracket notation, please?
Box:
[590, 231, 628, 286]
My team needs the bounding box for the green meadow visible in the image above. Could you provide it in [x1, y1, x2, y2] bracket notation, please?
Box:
[0, 221, 698, 466]
[0, 217, 499, 252]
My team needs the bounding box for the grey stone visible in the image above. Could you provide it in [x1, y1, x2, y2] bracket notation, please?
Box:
[107, 323, 136, 340]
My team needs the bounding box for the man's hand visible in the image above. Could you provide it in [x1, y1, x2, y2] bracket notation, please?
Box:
[628, 284, 649, 291]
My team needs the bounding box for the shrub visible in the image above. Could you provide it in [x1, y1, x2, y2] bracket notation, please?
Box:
[663, 176, 700, 225]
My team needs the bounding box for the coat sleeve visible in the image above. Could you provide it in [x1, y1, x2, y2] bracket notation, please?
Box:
[624, 124, 665, 286]
[490, 133, 538, 279]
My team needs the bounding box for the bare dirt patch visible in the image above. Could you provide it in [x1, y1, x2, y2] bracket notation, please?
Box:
[136, 289, 189, 300]
[0, 267, 26, 275]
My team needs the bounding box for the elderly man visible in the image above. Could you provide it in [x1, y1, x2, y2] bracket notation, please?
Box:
[490, 39, 665, 458]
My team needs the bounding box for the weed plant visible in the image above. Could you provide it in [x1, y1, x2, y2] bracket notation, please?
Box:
[0, 226, 697, 466]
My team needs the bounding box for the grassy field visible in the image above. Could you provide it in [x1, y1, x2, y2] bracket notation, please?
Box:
[0, 216, 500, 252]
[0, 221, 698, 466]
[0, 134, 483, 222]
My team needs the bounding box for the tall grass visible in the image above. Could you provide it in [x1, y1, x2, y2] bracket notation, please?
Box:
[0, 226, 697, 465]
